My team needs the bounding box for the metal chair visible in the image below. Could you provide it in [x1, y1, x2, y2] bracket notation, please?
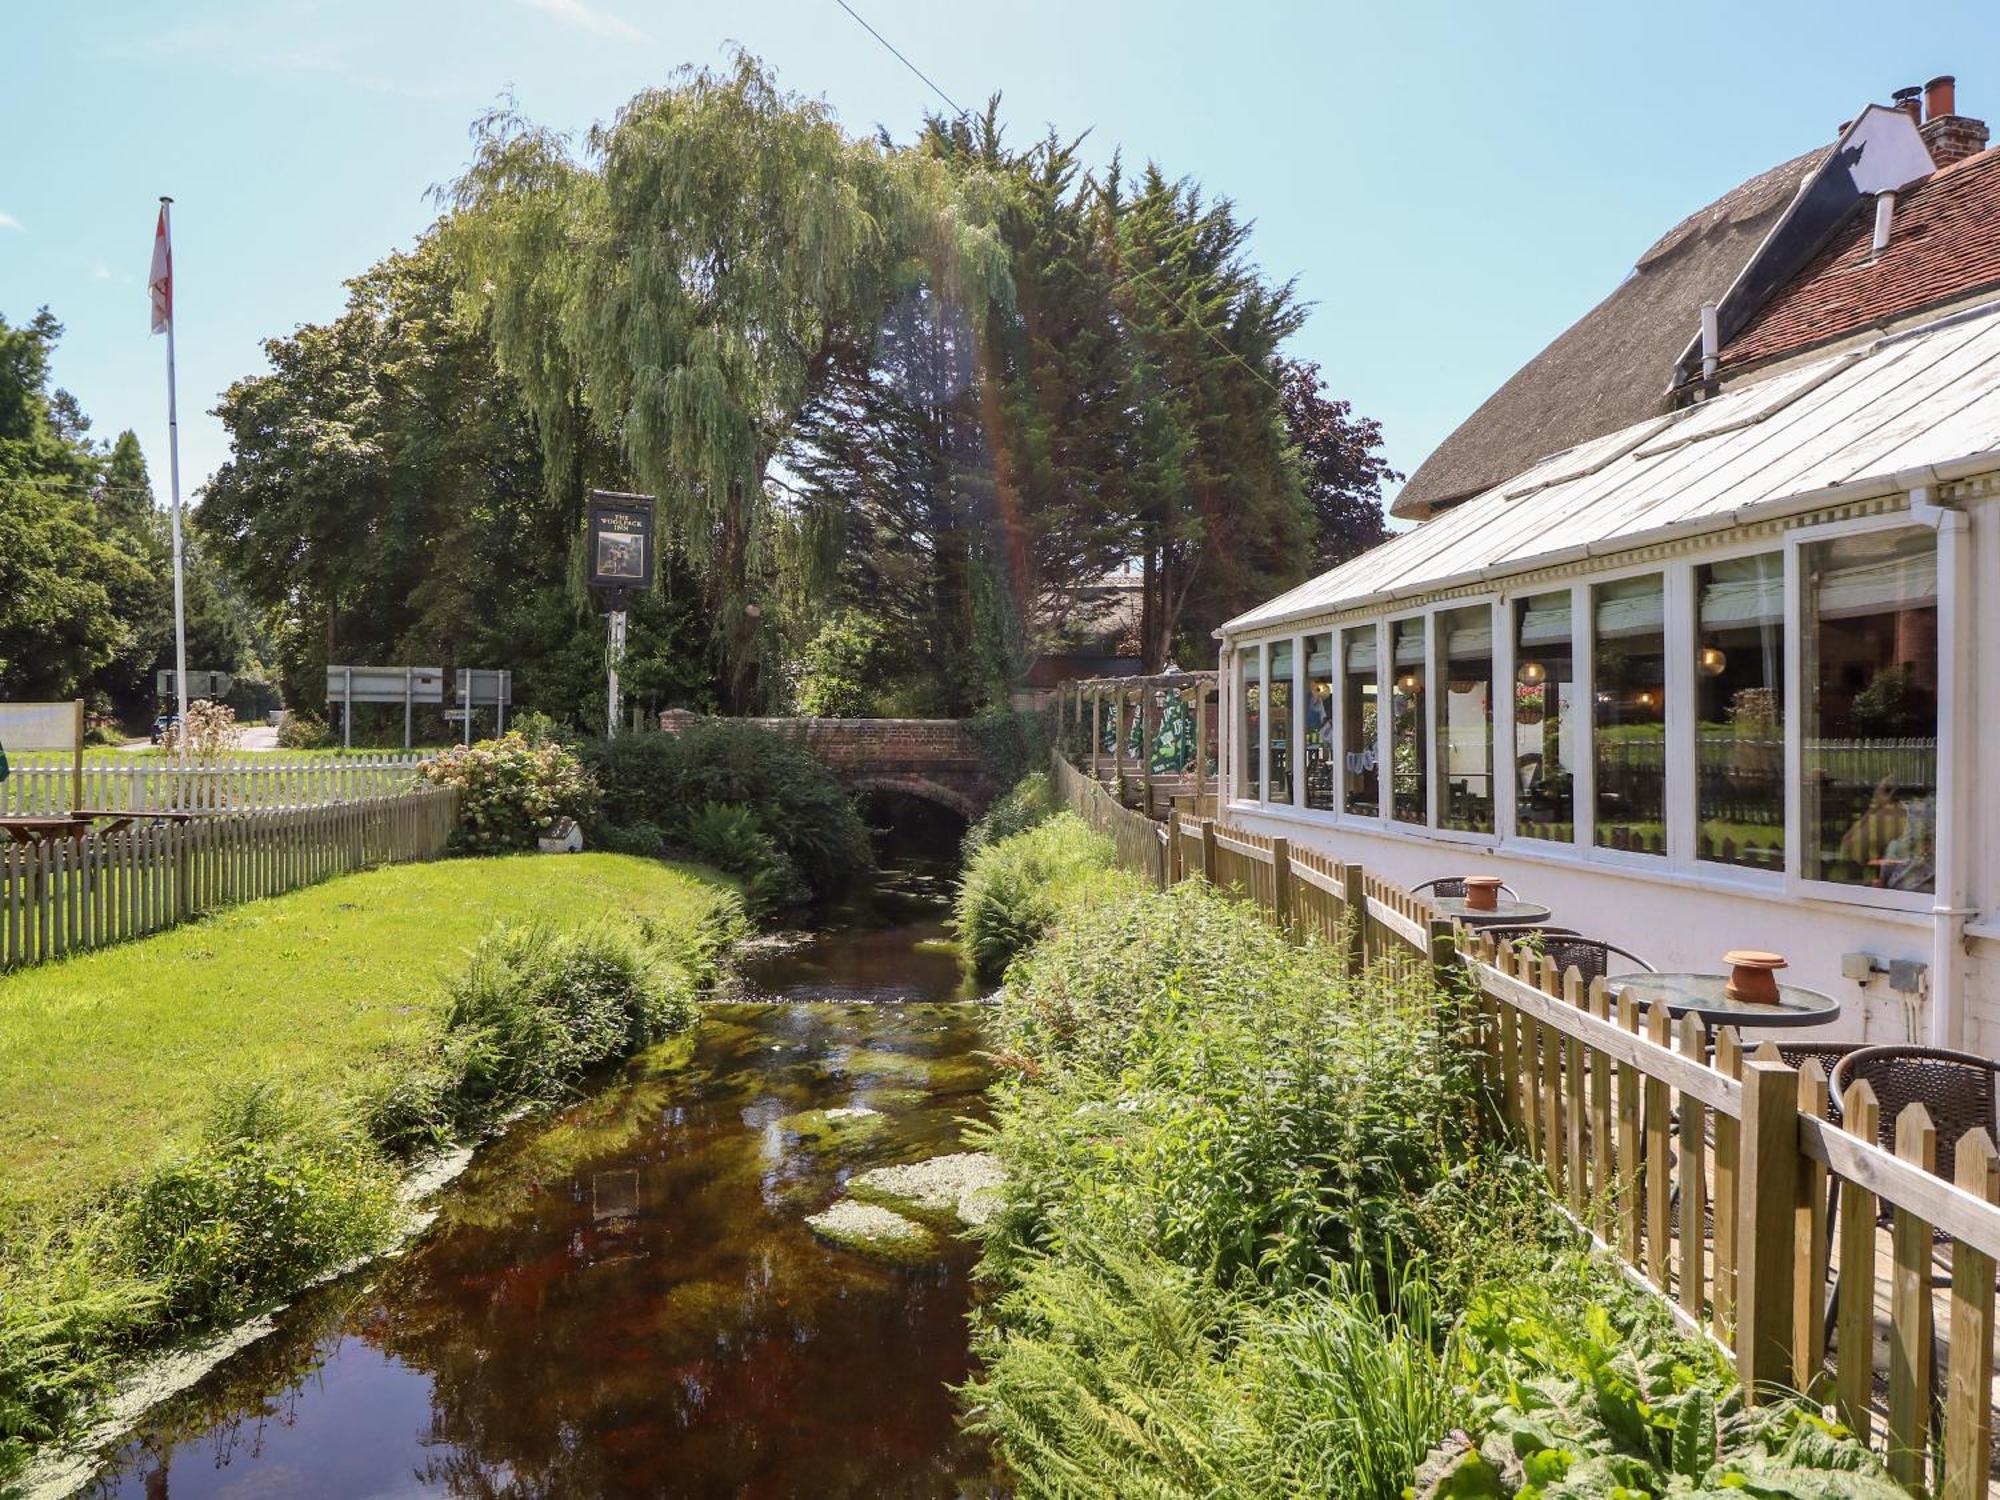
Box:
[1412, 876, 1519, 900]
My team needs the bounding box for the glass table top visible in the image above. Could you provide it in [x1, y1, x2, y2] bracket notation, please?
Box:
[1431, 896, 1554, 925]
[1606, 972, 1841, 1028]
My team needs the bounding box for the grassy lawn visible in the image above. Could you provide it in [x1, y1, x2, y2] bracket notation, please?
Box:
[0, 853, 733, 1225]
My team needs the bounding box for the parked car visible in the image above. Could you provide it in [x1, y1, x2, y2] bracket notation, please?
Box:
[150, 713, 179, 746]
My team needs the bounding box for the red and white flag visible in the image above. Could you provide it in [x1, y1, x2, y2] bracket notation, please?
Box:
[149, 204, 172, 335]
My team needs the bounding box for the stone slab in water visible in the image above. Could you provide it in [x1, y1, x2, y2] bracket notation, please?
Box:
[848, 1151, 1003, 1229]
[805, 1198, 938, 1262]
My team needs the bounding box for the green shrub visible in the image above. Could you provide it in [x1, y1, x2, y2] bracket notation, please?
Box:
[418, 732, 598, 854]
[119, 1086, 399, 1328]
[592, 821, 667, 858]
[439, 917, 705, 1116]
[981, 880, 1478, 1289]
[582, 720, 873, 904]
[953, 813, 1133, 983]
[276, 710, 332, 749]
[960, 771, 1055, 860]
[683, 800, 806, 914]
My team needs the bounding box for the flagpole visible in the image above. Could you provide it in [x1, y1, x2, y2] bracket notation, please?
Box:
[160, 196, 188, 730]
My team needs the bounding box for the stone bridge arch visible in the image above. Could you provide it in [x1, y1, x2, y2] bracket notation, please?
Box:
[658, 713, 1002, 819]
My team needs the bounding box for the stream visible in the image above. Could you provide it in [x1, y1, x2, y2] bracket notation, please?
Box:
[84, 868, 1000, 1498]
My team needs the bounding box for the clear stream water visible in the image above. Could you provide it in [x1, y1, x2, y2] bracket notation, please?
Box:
[86, 868, 1001, 1499]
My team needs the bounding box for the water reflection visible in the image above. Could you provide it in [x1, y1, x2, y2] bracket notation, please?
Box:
[90, 917, 997, 1500]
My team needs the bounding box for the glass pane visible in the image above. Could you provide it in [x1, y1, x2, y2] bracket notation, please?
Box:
[1593, 574, 1666, 854]
[1304, 632, 1336, 811]
[1267, 640, 1294, 805]
[1237, 648, 1261, 800]
[1514, 590, 1576, 841]
[1438, 605, 1493, 832]
[1802, 528, 1938, 892]
[1391, 617, 1428, 823]
[1342, 625, 1378, 816]
[1696, 553, 1784, 871]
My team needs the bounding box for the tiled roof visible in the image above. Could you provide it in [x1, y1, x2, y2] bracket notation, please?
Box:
[1722, 146, 2000, 370]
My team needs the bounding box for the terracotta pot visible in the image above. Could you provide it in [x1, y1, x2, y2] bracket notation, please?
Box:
[1463, 876, 1504, 913]
[1722, 949, 1788, 1005]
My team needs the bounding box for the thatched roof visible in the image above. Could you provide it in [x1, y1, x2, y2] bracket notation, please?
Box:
[1391, 145, 1831, 521]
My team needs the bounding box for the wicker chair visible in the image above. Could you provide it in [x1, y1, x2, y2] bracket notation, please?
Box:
[1828, 1046, 2000, 1189]
[1412, 876, 1519, 900]
[1476, 928, 1652, 983]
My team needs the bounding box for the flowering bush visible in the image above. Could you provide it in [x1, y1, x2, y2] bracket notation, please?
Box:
[161, 699, 242, 758]
[417, 732, 598, 854]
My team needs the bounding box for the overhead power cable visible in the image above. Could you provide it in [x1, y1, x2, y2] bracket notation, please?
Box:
[831, 0, 967, 118]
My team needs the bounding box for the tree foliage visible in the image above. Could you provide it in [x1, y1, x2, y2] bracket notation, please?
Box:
[0, 309, 252, 718]
[184, 55, 1398, 727]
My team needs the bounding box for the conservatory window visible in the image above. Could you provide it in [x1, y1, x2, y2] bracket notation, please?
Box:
[1437, 605, 1494, 833]
[1267, 639, 1295, 804]
[1391, 617, 1428, 824]
[1342, 625, 1379, 817]
[1237, 647, 1262, 800]
[1801, 528, 1938, 893]
[1695, 554, 1784, 872]
[1514, 590, 1576, 842]
[1303, 633, 1336, 811]
[1593, 574, 1667, 856]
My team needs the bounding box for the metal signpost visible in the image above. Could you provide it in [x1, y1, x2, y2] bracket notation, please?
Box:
[325, 666, 445, 749]
[452, 669, 514, 746]
[586, 491, 657, 737]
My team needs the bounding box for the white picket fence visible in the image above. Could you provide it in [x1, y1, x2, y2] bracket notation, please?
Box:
[0, 752, 426, 815]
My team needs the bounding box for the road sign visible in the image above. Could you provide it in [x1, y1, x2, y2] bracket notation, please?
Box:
[157, 669, 232, 699]
[454, 669, 514, 745]
[325, 666, 444, 749]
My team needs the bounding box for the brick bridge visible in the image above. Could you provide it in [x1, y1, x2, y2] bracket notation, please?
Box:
[659, 713, 1000, 820]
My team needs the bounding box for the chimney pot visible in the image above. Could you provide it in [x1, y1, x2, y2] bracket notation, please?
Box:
[1893, 86, 1923, 125]
[1926, 74, 1957, 120]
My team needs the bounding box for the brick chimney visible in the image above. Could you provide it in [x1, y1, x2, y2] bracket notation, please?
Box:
[1920, 75, 1991, 167]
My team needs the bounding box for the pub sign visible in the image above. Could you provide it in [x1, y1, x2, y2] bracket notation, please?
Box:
[587, 491, 657, 594]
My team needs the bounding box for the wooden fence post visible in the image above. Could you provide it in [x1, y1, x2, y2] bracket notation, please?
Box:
[1341, 862, 1366, 977]
[1200, 819, 1218, 884]
[1270, 836, 1293, 930]
[1835, 1078, 1881, 1442]
[1735, 1058, 1800, 1400]
[1943, 1128, 2000, 1500]
[1426, 916, 1455, 993]
[1887, 1103, 1937, 1491]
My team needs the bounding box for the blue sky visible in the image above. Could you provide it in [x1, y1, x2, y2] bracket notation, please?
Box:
[6, 0, 1999, 508]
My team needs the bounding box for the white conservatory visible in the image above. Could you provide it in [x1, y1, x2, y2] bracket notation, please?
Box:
[1217, 295, 2000, 1053]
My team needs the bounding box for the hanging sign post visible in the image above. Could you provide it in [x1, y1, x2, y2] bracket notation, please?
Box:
[586, 491, 656, 737]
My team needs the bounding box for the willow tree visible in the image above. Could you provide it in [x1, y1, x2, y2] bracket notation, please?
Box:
[446, 52, 1004, 711]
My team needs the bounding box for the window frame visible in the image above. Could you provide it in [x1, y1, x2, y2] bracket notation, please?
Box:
[1429, 596, 1502, 848]
[1383, 605, 1432, 834]
[1686, 539, 1788, 886]
[1784, 512, 1948, 915]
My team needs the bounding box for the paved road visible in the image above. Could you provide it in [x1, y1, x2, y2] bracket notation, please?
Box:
[120, 723, 282, 751]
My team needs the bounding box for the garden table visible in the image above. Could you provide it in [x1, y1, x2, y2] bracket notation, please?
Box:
[1605, 972, 1840, 1030]
[1430, 895, 1553, 928]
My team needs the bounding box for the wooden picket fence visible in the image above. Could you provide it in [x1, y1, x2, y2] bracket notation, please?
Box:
[0, 752, 425, 815]
[0, 788, 458, 971]
[1058, 749, 2000, 1497]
